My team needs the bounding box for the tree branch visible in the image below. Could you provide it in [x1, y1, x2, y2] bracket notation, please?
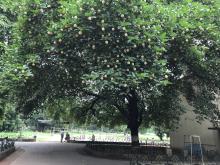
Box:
[113, 103, 128, 123]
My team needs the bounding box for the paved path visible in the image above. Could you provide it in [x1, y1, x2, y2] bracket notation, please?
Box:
[1, 142, 129, 165]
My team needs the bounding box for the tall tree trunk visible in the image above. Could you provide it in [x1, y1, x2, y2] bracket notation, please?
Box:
[130, 125, 139, 146]
[127, 89, 140, 146]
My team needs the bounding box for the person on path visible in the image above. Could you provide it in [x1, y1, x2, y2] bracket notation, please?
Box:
[92, 134, 95, 142]
[60, 129, 64, 143]
[65, 132, 70, 142]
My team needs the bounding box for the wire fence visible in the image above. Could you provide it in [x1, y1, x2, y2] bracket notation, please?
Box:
[128, 146, 220, 164]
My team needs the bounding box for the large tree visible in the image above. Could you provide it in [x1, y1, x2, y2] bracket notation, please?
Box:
[8, 0, 220, 145]
[54, 0, 220, 145]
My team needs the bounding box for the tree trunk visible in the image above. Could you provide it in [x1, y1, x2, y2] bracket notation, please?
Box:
[130, 125, 139, 146]
[127, 89, 140, 146]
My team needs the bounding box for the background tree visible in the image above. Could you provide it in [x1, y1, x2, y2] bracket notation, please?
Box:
[0, 103, 24, 132]
[0, 0, 29, 121]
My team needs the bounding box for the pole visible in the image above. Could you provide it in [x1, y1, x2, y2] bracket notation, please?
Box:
[198, 137, 204, 165]
[190, 135, 193, 165]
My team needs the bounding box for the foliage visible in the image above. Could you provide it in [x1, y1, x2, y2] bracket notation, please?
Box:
[0, 103, 24, 131]
[0, 0, 30, 120]
[44, 98, 78, 124]
[11, 0, 85, 115]
[1, 0, 220, 142]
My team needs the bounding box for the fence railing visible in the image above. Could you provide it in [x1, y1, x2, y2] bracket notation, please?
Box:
[70, 134, 169, 146]
[130, 146, 220, 164]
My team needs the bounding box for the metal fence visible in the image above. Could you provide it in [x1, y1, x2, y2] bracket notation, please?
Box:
[129, 146, 220, 165]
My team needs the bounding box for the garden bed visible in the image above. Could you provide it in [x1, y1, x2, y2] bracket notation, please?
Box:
[85, 142, 220, 164]
[84, 141, 169, 160]
[84, 142, 220, 163]
[16, 138, 36, 142]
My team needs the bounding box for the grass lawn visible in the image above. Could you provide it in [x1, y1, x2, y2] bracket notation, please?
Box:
[0, 131, 53, 142]
[68, 130, 169, 144]
[0, 129, 169, 143]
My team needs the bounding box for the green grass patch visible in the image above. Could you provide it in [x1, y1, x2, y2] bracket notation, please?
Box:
[0, 129, 169, 143]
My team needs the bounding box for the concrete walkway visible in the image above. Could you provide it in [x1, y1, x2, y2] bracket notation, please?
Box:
[1, 142, 129, 165]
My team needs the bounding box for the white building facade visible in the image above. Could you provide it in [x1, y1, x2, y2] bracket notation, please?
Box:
[170, 97, 220, 154]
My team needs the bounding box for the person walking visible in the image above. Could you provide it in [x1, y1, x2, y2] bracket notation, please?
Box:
[92, 134, 95, 142]
[60, 129, 64, 143]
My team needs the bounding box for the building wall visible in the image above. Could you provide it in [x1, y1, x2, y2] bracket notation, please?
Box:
[170, 97, 220, 154]
[216, 132, 220, 153]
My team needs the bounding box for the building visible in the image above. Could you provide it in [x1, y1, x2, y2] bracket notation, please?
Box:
[170, 97, 220, 154]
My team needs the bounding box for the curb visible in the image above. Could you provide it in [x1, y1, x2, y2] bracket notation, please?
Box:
[84, 147, 129, 160]
[0, 147, 16, 161]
